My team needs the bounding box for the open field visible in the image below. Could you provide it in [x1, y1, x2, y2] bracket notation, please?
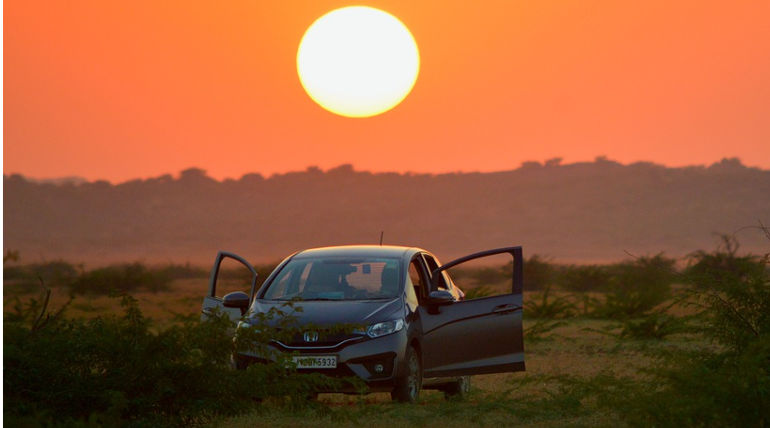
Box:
[218, 318, 702, 428]
[1, 278, 706, 427]
[4, 239, 768, 427]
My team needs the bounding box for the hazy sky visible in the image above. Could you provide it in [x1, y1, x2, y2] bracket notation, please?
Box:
[4, 0, 770, 182]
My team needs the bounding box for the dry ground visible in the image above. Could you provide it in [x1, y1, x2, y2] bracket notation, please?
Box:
[3, 279, 702, 427]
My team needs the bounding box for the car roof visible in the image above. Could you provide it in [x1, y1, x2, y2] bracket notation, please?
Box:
[293, 245, 423, 260]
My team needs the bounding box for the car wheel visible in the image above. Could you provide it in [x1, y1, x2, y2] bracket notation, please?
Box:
[391, 346, 422, 403]
[443, 376, 471, 400]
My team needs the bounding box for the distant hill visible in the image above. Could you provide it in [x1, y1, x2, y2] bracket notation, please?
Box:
[4, 158, 769, 266]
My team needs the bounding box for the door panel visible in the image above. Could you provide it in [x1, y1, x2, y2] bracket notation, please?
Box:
[420, 247, 525, 377]
[200, 251, 258, 322]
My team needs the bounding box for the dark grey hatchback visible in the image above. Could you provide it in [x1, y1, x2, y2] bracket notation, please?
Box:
[201, 245, 525, 402]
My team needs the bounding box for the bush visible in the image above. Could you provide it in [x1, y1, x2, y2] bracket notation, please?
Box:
[3, 294, 348, 426]
[525, 286, 575, 319]
[3, 260, 80, 290]
[596, 235, 770, 426]
[69, 263, 172, 295]
[685, 236, 770, 353]
[558, 264, 611, 293]
[501, 255, 555, 291]
[618, 311, 687, 340]
[685, 235, 767, 293]
[591, 254, 677, 319]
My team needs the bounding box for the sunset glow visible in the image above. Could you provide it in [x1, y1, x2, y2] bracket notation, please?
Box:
[297, 6, 419, 118]
[3, 1, 770, 182]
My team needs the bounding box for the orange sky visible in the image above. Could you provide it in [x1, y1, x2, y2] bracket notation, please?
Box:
[4, 0, 770, 182]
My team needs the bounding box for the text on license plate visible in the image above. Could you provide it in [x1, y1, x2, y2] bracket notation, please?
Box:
[292, 355, 337, 369]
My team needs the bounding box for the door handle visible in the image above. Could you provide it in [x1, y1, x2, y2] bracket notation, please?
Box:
[492, 304, 521, 314]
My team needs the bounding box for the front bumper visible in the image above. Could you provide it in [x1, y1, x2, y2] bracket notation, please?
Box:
[234, 330, 408, 392]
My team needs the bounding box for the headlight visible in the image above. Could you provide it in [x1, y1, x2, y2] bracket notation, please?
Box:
[367, 319, 404, 338]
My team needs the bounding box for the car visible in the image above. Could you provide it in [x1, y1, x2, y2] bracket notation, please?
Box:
[201, 245, 525, 402]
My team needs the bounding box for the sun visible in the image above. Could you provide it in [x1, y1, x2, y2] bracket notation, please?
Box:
[297, 6, 420, 118]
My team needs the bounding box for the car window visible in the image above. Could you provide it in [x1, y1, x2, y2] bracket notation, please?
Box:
[408, 258, 427, 302]
[421, 253, 452, 291]
[262, 257, 402, 301]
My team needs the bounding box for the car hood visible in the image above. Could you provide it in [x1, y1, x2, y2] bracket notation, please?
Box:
[245, 298, 403, 327]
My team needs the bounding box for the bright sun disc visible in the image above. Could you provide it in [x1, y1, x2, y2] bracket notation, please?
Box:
[297, 6, 420, 118]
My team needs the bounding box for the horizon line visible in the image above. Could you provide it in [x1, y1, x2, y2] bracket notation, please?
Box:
[3, 156, 764, 186]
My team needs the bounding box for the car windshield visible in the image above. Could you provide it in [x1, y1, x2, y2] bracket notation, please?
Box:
[262, 257, 402, 301]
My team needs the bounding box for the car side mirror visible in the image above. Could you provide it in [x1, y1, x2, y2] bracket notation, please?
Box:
[427, 290, 454, 306]
[223, 291, 250, 315]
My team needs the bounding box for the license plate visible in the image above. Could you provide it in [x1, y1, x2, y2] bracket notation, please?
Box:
[292, 355, 337, 369]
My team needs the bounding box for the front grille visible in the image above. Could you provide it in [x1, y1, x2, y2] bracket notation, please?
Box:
[274, 331, 365, 349]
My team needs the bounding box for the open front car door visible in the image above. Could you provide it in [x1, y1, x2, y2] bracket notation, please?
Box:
[420, 247, 525, 377]
[201, 251, 258, 323]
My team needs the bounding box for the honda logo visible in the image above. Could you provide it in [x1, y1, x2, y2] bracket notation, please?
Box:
[303, 331, 319, 343]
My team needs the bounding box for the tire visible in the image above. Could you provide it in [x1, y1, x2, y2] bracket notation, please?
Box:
[391, 346, 422, 403]
[443, 376, 471, 400]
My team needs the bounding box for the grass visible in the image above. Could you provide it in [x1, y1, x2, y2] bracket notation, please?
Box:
[216, 318, 695, 428]
[4, 236, 767, 426]
[220, 316, 702, 427]
[3, 279, 693, 427]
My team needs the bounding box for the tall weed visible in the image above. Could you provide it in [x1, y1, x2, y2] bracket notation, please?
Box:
[598, 234, 770, 426]
[3, 293, 346, 426]
[591, 254, 677, 319]
[524, 286, 576, 319]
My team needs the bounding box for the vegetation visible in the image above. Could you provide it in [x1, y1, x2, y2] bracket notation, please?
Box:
[3, 233, 769, 426]
[3, 294, 347, 427]
[590, 254, 678, 319]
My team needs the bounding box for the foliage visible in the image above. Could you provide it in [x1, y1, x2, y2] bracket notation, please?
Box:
[496, 254, 555, 291]
[3, 260, 80, 290]
[596, 235, 770, 426]
[524, 286, 576, 319]
[558, 264, 611, 293]
[68, 263, 172, 295]
[685, 234, 767, 292]
[523, 320, 567, 342]
[522, 255, 556, 291]
[3, 293, 349, 426]
[463, 285, 494, 299]
[684, 235, 770, 353]
[590, 254, 677, 319]
[618, 310, 688, 340]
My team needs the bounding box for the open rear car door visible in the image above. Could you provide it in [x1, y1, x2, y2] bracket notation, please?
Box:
[201, 251, 258, 323]
[420, 247, 524, 377]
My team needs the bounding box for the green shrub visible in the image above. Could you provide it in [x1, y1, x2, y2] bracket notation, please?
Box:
[524, 286, 575, 319]
[685, 235, 767, 293]
[596, 235, 770, 426]
[685, 236, 770, 353]
[463, 285, 495, 299]
[558, 264, 611, 293]
[498, 255, 555, 291]
[618, 311, 687, 340]
[3, 294, 348, 426]
[3, 260, 80, 290]
[69, 263, 171, 295]
[591, 254, 677, 319]
[523, 319, 567, 342]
